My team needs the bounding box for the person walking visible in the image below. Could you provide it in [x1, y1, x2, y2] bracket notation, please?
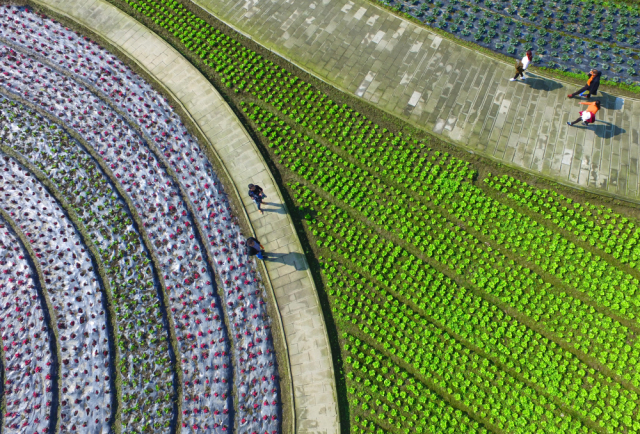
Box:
[246, 236, 264, 260]
[248, 184, 266, 215]
[510, 50, 533, 81]
[567, 69, 601, 99]
[567, 100, 601, 126]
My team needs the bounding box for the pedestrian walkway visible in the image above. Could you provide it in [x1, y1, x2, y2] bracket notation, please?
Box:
[194, 0, 640, 202]
[32, 0, 340, 433]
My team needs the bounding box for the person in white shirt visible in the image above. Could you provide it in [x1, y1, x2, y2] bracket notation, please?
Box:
[510, 50, 532, 81]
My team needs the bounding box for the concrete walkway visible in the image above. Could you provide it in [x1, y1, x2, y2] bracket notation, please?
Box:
[194, 0, 640, 202]
[32, 0, 340, 433]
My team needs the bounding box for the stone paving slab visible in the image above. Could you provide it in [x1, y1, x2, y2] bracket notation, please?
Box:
[193, 0, 640, 203]
[32, 0, 340, 433]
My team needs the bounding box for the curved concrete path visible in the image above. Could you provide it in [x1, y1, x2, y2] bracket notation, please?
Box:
[31, 0, 340, 433]
[194, 0, 640, 202]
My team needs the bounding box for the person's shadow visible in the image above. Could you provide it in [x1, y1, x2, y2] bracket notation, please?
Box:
[589, 92, 624, 110]
[520, 73, 563, 91]
[262, 251, 309, 270]
[572, 120, 625, 138]
[261, 202, 287, 215]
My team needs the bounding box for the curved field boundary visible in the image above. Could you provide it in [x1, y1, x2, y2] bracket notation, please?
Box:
[192, 0, 640, 205]
[0, 216, 57, 434]
[0, 91, 179, 432]
[28, 0, 339, 433]
[0, 155, 114, 434]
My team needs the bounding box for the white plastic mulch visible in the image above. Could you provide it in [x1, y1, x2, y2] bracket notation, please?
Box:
[0, 5, 281, 434]
[0, 218, 54, 434]
[0, 156, 112, 434]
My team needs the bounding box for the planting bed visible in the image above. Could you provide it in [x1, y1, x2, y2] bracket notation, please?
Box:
[0, 95, 176, 431]
[0, 218, 55, 434]
[0, 155, 113, 433]
[100, 0, 640, 433]
[0, 4, 282, 434]
[381, 0, 640, 85]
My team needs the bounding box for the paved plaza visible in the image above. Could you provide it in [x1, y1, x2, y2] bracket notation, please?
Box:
[195, 0, 640, 202]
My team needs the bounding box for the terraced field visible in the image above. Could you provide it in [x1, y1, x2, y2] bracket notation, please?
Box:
[0, 5, 281, 434]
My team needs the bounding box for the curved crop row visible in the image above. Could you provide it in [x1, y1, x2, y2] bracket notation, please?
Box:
[0, 7, 281, 433]
[0, 217, 55, 434]
[343, 334, 491, 434]
[0, 155, 113, 434]
[487, 175, 640, 271]
[0, 43, 234, 432]
[6, 17, 281, 420]
[0, 95, 176, 431]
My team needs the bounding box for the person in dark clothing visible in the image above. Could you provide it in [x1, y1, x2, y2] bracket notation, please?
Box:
[248, 184, 266, 215]
[246, 237, 264, 260]
[567, 69, 601, 99]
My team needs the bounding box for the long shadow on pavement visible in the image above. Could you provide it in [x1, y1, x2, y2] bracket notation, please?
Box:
[571, 120, 626, 139]
[521, 74, 564, 91]
[592, 93, 625, 110]
[262, 251, 309, 270]
[262, 202, 287, 215]
[567, 93, 624, 111]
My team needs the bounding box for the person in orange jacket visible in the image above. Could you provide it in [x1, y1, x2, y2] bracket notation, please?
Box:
[567, 69, 601, 99]
[567, 100, 601, 126]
